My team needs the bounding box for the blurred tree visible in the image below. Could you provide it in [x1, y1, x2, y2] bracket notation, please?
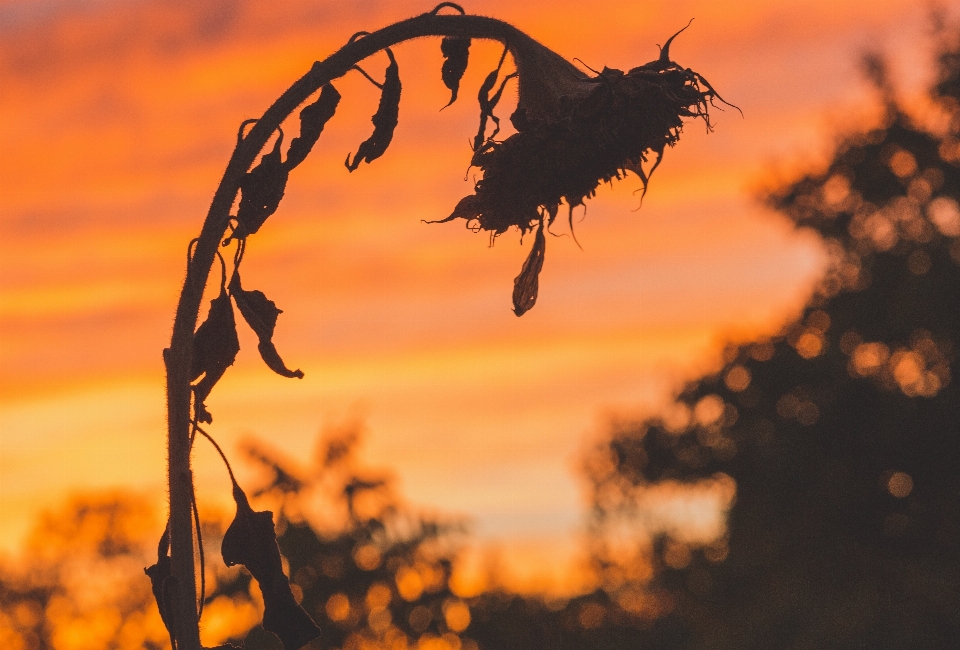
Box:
[0, 425, 679, 650]
[212, 422, 680, 650]
[583, 23, 960, 649]
[207, 420, 476, 650]
[0, 494, 169, 650]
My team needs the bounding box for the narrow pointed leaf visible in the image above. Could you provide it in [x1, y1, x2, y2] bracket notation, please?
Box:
[191, 290, 240, 423]
[440, 36, 470, 108]
[229, 272, 303, 379]
[346, 49, 401, 171]
[512, 219, 546, 316]
[235, 134, 289, 239]
[222, 483, 321, 650]
[285, 83, 341, 170]
[424, 194, 481, 225]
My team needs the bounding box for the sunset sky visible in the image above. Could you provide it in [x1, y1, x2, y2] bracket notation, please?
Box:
[0, 0, 950, 591]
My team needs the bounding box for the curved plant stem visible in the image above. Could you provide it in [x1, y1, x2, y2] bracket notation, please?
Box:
[164, 10, 575, 649]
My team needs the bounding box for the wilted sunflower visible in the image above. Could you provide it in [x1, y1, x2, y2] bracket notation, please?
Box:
[436, 23, 735, 314]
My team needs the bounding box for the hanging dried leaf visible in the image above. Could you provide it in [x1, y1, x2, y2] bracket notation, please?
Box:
[222, 483, 321, 650]
[346, 49, 401, 171]
[472, 47, 517, 151]
[191, 289, 240, 423]
[440, 36, 470, 108]
[228, 272, 304, 379]
[234, 134, 289, 239]
[144, 527, 178, 650]
[285, 83, 341, 170]
[512, 219, 546, 316]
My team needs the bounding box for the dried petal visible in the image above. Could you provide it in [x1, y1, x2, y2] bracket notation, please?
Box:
[440, 36, 470, 108]
[228, 272, 304, 379]
[285, 83, 341, 170]
[222, 483, 321, 650]
[191, 290, 240, 423]
[346, 49, 401, 171]
[234, 133, 289, 239]
[512, 219, 546, 316]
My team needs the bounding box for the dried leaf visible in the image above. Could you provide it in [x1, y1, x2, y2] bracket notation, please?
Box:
[222, 483, 321, 650]
[346, 49, 401, 171]
[144, 527, 176, 648]
[235, 134, 289, 239]
[228, 272, 303, 379]
[192, 290, 240, 424]
[440, 36, 470, 108]
[472, 46, 516, 151]
[512, 219, 546, 316]
[285, 83, 341, 170]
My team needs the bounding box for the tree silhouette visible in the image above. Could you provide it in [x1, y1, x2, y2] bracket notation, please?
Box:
[583, 25, 960, 649]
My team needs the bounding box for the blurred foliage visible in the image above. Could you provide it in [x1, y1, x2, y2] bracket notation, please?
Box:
[211, 421, 674, 650]
[583, 22, 960, 650]
[0, 422, 671, 650]
[0, 493, 169, 650]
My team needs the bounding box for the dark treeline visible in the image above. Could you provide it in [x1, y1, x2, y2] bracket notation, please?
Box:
[4, 19, 960, 650]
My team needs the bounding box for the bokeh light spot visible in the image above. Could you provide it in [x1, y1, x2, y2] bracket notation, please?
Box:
[887, 471, 914, 498]
[724, 366, 751, 392]
[442, 599, 471, 633]
[326, 593, 351, 622]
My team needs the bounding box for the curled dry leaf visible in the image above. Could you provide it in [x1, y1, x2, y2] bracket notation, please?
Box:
[234, 133, 289, 240]
[228, 271, 304, 379]
[191, 289, 240, 424]
[472, 47, 517, 152]
[346, 49, 401, 171]
[285, 83, 341, 170]
[512, 219, 546, 316]
[222, 483, 321, 650]
[440, 36, 470, 108]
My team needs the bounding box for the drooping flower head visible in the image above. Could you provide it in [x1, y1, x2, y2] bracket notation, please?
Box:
[436, 22, 736, 314]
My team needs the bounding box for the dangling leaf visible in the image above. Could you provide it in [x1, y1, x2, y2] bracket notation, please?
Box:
[222, 483, 321, 650]
[191, 289, 240, 423]
[440, 36, 470, 108]
[472, 45, 516, 151]
[228, 272, 304, 379]
[144, 527, 176, 649]
[346, 49, 401, 171]
[234, 133, 289, 239]
[512, 219, 546, 316]
[285, 83, 341, 170]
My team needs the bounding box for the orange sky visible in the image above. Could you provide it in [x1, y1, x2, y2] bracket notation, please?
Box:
[0, 0, 948, 591]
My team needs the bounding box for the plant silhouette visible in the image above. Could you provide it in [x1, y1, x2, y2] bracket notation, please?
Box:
[158, 4, 728, 649]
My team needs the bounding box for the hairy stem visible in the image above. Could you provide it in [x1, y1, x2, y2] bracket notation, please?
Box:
[164, 10, 576, 649]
